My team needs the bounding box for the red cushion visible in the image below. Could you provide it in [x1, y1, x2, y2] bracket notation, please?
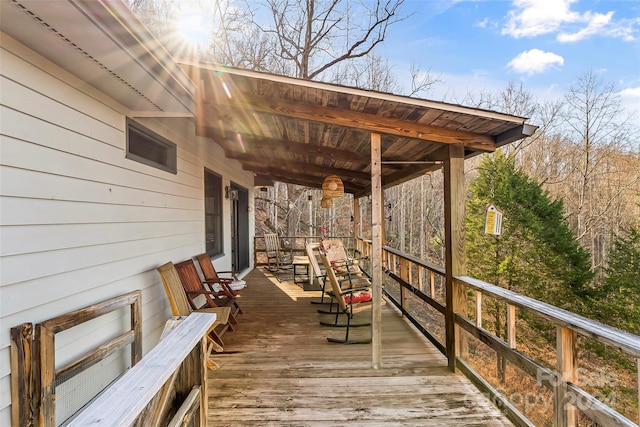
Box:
[343, 292, 372, 304]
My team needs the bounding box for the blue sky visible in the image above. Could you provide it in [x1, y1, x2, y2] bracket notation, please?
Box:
[380, 0, 640, 114]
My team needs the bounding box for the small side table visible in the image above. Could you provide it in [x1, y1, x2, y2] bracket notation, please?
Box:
[292, 256, 310, 284]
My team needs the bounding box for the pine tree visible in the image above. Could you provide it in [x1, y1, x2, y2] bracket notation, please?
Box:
[466, 153, 593, 309]
[591, 225, 640, 333]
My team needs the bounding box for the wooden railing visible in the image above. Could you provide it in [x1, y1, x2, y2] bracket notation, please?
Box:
[66, 313, 216, 426]
[254, 235, 356, 266]
[356, 238, 640, 427]
[10, 291, 142, 427]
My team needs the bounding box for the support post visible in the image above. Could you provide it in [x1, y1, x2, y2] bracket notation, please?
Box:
[555, 326, 577, 427]
[370, 133, 383, 369]
[353, 197, 360, 249]
[443, 144, 467, 371]
[10, 323, 34, 427]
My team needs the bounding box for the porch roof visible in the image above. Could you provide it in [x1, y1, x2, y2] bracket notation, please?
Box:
[2, 0, 537, 198]
[180, 61, 537, 197]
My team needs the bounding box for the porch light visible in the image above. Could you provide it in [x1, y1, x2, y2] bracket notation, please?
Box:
[321, 175, 343, 209]
[225, 186, 238, 200]
[322, 175, 344, 198]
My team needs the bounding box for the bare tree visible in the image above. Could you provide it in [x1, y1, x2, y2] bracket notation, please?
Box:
[251, 0, 408, 80]
[561, 71, 639, 269]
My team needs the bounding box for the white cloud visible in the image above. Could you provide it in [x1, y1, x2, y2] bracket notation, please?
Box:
[502, 0, 580, 38]
[620, 87, 640, 97]
[558, 11, 614, 42]
[507, 49, 564, 75]
[477, 18, 489, 29]
[619, 87, 640, 115]
[502, 0, 623, 42]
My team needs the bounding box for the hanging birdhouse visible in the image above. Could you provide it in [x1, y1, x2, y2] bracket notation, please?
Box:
[484, 203, 503, 235]
[320, 196, 333, 208]
[322, 175, 344, 199]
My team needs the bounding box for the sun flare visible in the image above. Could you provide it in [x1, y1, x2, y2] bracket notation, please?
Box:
[175, 7, 211, 46]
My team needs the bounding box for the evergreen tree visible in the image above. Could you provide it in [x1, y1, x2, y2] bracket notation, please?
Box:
[591, 225, 640, 333]
[466, 153, 593, 311]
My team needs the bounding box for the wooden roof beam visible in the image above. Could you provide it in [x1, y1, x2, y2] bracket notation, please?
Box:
[201, 99, 498, 152]
[230, 153, 370, 181]
[245, 165, 366, 194]
[197, 126, 370, 163]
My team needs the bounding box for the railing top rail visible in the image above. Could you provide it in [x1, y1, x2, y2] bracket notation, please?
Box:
[382, 246, 446, 276]
[457, 275, 640, 357]
[66, 312, 217, 426]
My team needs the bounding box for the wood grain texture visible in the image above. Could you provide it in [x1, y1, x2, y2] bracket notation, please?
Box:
[10, 323, 34, 427]
[67, 313, 216, 426]
[205, 268, 513, 426]
[180, 62, 534, 198]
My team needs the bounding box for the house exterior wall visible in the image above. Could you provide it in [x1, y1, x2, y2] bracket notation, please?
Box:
[0, 35, 254, 425]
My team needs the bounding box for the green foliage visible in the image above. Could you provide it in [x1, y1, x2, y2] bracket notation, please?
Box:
[589, 225, 640, 333]
[466, 153, 593, 309]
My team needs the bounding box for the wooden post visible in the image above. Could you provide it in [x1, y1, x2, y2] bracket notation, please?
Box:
[475, 291, 482, 328]
[354, 197, 360, 249]
[370, 133, 383, 369]
[555, 326, 577, 427]
[417, 266, 424, 292]
[131, 293, 142, 365]
[10, 323, 34, 427]
[399, 257, 409, 312]
[507, 304, 516, 349]
[443, 144, 467, 371]
[429, 270, 436, 299]
[35, 325, 55, 426]
[199, 335, 208, 426]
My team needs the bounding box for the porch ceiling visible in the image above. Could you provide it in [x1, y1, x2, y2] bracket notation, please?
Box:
[180, 62, 537, 197]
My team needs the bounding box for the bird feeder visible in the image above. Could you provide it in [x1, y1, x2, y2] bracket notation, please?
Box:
[484, 203, 503, 235]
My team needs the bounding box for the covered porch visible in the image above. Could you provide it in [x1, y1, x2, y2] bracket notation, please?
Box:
[207, 267, 511, 426]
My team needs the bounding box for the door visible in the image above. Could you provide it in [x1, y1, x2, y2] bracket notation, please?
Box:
[230, 183, 250, 271]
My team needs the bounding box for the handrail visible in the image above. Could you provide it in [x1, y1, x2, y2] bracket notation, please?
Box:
[67, 312, 217, 426]
[457, 275, 640, 357]
[356, 238, 640, 427]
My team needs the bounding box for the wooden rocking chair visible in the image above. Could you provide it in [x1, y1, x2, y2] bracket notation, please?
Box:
[318, 252, 373, 344]
[306, 243, 328, 305]
[173, 259, 243, 323]
[195, 253, 247, 297]
[156, 262, 233, 349]
[264, 233, 292, 271]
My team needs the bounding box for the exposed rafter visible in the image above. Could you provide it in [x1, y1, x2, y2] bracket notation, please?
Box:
[200, 99, 499, 152]
[197, 127, 370, 163]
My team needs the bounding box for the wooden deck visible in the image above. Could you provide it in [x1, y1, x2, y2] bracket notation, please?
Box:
[207, 268, 513, 426]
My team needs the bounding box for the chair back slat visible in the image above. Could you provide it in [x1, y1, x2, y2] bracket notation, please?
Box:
[305, 243, 324, 277]
[319, 253, 349, 313]
[195, 253, 220, 281]
[174, 260, 204, 294]
[156, 262, 193, 316]
[264, 233, 279, 257]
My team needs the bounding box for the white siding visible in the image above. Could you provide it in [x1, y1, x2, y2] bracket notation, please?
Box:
[0, 37, 255, 424]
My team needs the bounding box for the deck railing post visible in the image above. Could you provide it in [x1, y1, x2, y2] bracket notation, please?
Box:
[555, 326, 577, 427]
[475, 291, 482, 328]
[399, 257, 409, 313]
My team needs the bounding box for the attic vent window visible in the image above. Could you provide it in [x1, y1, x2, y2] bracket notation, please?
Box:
[126, 118, 177, 174]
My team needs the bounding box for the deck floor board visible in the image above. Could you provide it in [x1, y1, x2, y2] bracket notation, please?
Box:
[207, 268, 512, 426]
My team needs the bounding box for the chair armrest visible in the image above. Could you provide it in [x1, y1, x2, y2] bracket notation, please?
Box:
[338, 286, 370, 295]
[204, 277, 234, 284]
[215, 270, 240, 276]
